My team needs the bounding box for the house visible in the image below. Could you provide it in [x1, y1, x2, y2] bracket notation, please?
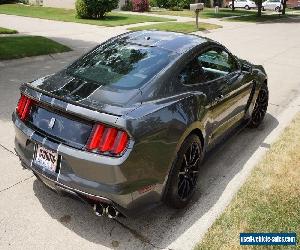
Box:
[29, 0, 126, 9]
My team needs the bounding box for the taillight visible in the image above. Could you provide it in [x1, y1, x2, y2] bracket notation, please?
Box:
[16, 94, 33, 121]
[87, 124, 129, 156]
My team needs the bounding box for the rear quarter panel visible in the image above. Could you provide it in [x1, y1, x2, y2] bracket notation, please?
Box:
[118, 92, 207, 202]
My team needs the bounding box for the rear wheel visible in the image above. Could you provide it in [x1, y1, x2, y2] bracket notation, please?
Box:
[228, 4, 232, 8]
[248, 83, 269, 128]
[245, 5, 250, 9]
[165, 134, 203, 209]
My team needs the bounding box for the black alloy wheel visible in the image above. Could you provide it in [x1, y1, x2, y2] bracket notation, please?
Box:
[177, 142, 201, 200]
[249, 84, 269, 128]
[165, 134, 203, 208]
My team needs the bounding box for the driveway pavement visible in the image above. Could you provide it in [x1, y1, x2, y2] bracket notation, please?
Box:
[0, 14, 300, 250]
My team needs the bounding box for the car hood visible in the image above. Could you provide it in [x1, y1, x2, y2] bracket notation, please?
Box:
[28, 70, 142, 117]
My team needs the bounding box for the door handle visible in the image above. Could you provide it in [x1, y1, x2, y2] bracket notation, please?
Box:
[214, 94, 224, 102]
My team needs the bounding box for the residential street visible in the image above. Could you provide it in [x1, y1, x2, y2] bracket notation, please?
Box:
[0, 14, 300, 249]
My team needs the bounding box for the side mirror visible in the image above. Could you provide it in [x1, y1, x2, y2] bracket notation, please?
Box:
[241, 63, 252, 73]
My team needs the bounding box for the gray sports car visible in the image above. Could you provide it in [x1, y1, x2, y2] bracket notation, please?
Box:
[12, 31, 268, 218]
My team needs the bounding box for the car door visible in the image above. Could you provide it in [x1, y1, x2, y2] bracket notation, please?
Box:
[177, 46, 253, 146]
[237, 0, 246, 7]
[196, 46, 253, 144]
[270, 0, 280, 10]
[267, 0, 275, 9]
[235, 0, 242, 7]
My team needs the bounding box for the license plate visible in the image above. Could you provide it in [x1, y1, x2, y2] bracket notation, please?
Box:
[34, 145, 58, 172]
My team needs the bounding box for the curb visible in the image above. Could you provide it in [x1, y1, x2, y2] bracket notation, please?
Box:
[167, 95, 300, 250]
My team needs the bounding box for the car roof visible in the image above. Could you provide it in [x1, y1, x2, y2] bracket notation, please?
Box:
[116, 31, 209, 54]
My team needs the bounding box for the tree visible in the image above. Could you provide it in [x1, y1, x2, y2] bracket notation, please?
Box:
[281, 0, 287, 14]
[257, 0, 262, 16]
[231, 0, 235, 11]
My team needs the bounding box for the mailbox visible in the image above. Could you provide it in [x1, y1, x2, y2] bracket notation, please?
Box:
[190, 2, 204, 29]
[190, 3, 204, 11]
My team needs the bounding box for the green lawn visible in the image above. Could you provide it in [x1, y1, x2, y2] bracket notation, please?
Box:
[225, 13, 300, 22]
[150, 8, 255, 19]
[129, 21, 222, 33]
[195, 114, 300, 249]
[0, 4, 174, 27]
[0, 36, 71, 60]
[0, 26, 17, 34]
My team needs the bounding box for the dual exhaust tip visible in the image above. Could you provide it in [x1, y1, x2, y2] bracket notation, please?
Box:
[93, 203, 119, 219]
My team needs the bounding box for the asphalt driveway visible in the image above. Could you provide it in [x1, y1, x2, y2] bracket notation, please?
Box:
[0, 14, 300, 250]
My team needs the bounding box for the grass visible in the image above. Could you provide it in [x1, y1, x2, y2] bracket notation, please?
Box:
[225, 13, 300, 22]
[150, 8, 255, 19]
[195, 113, 300, 249]
[129, 21, 222, 33]
[0, 36, 71, 60]
[0, 26, 17, 34]
[0, 4, 174, 27]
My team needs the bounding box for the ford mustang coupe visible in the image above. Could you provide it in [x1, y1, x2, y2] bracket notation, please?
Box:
[12, 31, 268, 218]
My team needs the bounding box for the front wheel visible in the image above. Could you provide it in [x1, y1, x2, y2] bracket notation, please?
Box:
[275, 6, 281, 12]
[245, 5, 250, 9]
[165, 134, 203, 209]
[248, 83, 269, 128]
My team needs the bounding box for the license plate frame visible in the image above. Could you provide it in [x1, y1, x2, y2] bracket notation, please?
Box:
[34, 145, 58, 173]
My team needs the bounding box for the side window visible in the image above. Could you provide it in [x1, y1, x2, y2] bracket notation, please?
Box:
[178, 47, 239, 85]
[178, 58, 206, 85]
[197, 48, 239, 81]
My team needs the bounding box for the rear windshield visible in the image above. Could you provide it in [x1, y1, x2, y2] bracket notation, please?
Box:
[66, 39, 175, 89]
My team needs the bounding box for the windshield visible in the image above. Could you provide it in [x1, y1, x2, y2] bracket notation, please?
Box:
[66, 39, 175, 89]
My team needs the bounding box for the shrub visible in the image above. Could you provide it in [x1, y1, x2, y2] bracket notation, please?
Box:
[76, 0, 119, 19]
[18, 0, 29, 4]
[0, 0, 14, 4]
[153, 0, 208, 9]
[169, 5, 183, 10]
[149, 0, 158, 7]
[132, 0, 149, 11]
[121, 0, 133, 10]
[155, 0, 169, 7]
[179, 0, 194, 8]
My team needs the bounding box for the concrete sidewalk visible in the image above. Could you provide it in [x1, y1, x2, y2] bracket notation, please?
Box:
[0, 12, 253, 52]
[0, 13, 300, 250]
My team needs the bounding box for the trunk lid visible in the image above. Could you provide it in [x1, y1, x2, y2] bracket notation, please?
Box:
[29, 70, 142, 117]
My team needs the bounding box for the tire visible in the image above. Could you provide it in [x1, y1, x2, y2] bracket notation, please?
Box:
[165, 134, 203, 209]
[262, 6, 265, 11]
[248, 83, 269, 128]
[245, 5, 250, 9]
[228, 4, 232, 8]
[275, 6, 280, 12]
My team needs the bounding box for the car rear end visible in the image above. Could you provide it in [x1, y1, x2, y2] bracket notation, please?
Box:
[13, 85, 138, 218]
[12, 31, 184, 218]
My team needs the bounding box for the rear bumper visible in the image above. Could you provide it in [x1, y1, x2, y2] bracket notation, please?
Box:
[13, 113, 162, 217]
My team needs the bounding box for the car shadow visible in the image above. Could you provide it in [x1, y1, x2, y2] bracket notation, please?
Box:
[32, 113, 279, 249]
